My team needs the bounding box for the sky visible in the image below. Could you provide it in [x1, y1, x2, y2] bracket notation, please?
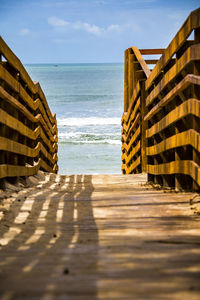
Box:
[0, 0, 199, 63]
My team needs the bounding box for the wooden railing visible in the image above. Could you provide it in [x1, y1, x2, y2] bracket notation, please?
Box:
[121, 47, 164, 174]
[0, 36, 58, 180]
[122, 8, 200, 190]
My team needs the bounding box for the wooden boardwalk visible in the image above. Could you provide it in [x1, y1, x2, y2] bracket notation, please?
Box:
[0, 173, 200, 299]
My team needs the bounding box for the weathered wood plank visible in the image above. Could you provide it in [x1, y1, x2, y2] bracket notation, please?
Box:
[121, 156, 140, 173]
[132, 47, 151, 78]
[0, 160, 41, 179]
[122, 97, 140, 133]
[145, 59, 158, 64]
[122, 141, 141, 165]
[0, 66, 57, 133]
[0, 36, 36, 94]
[139, 49, 165, 55]
[0, 137, 58, 164]
[147, 160, 200, 186]
[145, 74, 200, 121]
[146, 99, 200, 138]
[121, 126, 140, 153]
[146, 8, 200, 91]
[146, 44, 200, 107]
[122, 114, 140, 142]
[0, 36, 56, 125]
[146, 129, 200, 156]
[0, 109, 58, 150]
[122, 82, 140, 124]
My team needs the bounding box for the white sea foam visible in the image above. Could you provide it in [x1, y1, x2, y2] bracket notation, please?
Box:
[57, 117, 121, 126]
[58, 131, 119, 138]
[59, 139, 121, 145]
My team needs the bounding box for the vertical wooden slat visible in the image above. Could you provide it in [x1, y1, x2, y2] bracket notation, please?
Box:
[128, 50, 134, 109]
[124, 50, 129, 112]
[140, 81, 147, 172]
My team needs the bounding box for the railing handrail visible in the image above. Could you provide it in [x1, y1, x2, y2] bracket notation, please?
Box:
[145, 7, 200, 91]
[0, 36, 58, 180]
[122, 8, 200, 191]
[0, 36, 56, 126]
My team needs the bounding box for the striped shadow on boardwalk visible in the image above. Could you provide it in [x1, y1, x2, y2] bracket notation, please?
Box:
[0, 173, 200, 299]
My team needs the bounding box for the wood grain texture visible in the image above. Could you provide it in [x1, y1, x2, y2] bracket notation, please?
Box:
[146, 99, 200, 138]
[123, 8, 200, 189]
[121, 47, 150, 174]
[1, 174, 200, 299]
[145, 8, 200, 91]
[145, 74, 200, 121]
[146, 44, 200, 107]
[0, 36, 58, 178]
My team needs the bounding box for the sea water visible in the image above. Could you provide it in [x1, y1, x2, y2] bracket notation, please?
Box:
[25, 63, 123, 174]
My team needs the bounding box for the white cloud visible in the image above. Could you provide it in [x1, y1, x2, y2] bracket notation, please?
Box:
[73, 22, 102, 35]
[107, 24, 120, 32]
[48, 17, 69, 27]
[48, 16, 121, 36]
[19, 28, 30, 36]
[73, 22, 121, 35]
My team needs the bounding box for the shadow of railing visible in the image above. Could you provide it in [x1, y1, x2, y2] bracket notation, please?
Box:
[0, 174, 98, 299]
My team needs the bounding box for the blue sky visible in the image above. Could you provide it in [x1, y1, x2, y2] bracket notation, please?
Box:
[0, 0, 199, 63]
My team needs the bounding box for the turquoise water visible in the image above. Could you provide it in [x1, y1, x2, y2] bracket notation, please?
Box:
[25, 63, 123, 174]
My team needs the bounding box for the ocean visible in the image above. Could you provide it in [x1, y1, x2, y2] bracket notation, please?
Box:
[25, 63, 123, 174]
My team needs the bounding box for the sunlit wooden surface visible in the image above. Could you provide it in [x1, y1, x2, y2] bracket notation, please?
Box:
[0, 173, 200, 299]
[0, 36, 58, 179]
[121, 8, 200, 191]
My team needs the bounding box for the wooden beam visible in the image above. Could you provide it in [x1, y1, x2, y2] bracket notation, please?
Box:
[139, 49, 165, 55]
[145, 59, 158, 64]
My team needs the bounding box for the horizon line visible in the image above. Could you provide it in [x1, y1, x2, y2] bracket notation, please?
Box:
[24, 62, 123, 65]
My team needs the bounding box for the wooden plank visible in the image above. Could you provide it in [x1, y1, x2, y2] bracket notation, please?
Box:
[122, 82, 140, 124]
[146, 129, 200, 156]
[0, 66, 57, 133]
[145, 59, 158, 64]
[140, 81, 147, 172]
[0, 137, 58, 164]
[0, 109, 57, 150]
[0, 38, 56, 127]
[0, 83, 57, 142]
[146, 99, 200, 138]
[34, 81, 57, 125]
[122, 126, 140, 153]
[139, 49, 165, 55]
[0, 86, 35, 122]
[122, 114, 140, 142]
[0, 36, 36, 94]
[146, 44, 200, 107]
[0, 160, 41, 179]
[128, 51, 134, 109]
[0, 64, 19, 93]
[147, 160, 200, 186]
[124, 50, 129, 112]
[145, 74, 200, 121]
[0, 108, 35, 139]
[146, 8, 200, 91]
[0, 36, 58, 177]
[0, 157, 57, 179]
[132, 47, 151, 78]
[121, 141, 141, 165]
[122, 97, 140, 133]
[121, 156, 141, 174]
[2, 173, 200, 298]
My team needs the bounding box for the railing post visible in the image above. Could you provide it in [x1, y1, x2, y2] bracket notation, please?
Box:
[128, 49, 134, 108]
[140, 81, 147, 173]
[124, 50, 129, 112]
